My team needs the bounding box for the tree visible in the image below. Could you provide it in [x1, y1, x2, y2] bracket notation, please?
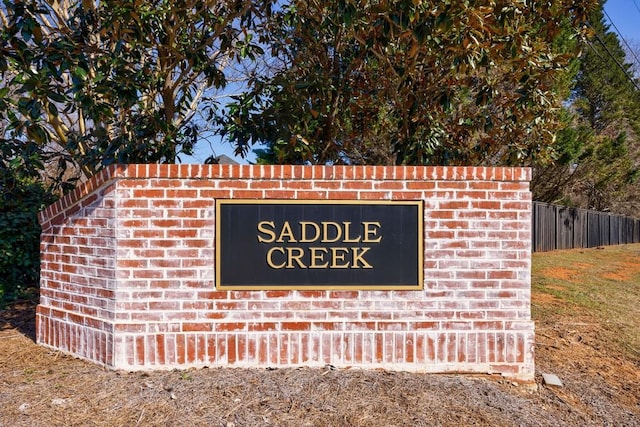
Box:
[0, 0, 271, 188]
[217, 0, 598, 166]
[532, 5, 640, 215]
[0, 0, 272, 300]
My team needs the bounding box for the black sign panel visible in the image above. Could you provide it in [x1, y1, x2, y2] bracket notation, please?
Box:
[216, 200, 423, 290]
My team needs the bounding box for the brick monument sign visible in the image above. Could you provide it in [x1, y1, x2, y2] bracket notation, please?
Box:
[36, 164, 534, 380]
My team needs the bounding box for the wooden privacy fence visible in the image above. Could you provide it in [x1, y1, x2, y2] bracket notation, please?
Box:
[533, 202, 640, 252]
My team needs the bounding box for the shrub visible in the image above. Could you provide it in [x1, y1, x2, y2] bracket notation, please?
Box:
[0, 162, 55, 305]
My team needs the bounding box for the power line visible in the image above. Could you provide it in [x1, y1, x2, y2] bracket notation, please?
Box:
[602, 8, 640, 69]
[589, 26, 640, 92]
[633, 0, 640, 16]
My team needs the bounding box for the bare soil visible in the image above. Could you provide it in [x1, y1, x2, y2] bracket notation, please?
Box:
[1, 246, 639, 426]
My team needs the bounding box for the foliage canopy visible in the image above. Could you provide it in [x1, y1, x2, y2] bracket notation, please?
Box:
[0, 0, 271, 187]
[219, 0, 598, 166]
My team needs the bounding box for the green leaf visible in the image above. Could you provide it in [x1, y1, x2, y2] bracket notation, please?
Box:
[26, 125, 48, 145]
[74, 67, 88, 80]
[46, 92, 66, 103]
[48, 102, 58, 116]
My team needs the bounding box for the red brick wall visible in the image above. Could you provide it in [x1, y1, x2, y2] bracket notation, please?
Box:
[37, 164, 534, 380]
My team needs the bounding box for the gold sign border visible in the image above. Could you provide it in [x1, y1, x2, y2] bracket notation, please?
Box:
[215, 199, 424, 291]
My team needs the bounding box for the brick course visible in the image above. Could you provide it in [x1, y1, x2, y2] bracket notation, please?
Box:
[37, 164, 534, 380]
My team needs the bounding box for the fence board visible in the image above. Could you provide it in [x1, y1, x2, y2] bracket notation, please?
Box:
[532, 202, 640, 252]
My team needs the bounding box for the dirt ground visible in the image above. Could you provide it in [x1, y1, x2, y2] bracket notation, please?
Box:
[1, 247, 640, 426]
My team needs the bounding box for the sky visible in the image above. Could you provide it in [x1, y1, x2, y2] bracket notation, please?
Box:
[603, 0, 640, 45]
[184, 1, 640, 165]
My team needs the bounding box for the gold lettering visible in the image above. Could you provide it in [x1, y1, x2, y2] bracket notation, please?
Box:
[321, 221, 342, 243]
[342, 222, 362, 243]
[260, 219, 381, 270]
[330, 247, 350, 268]
[362, 222, 382, 243]
[300, 221, 321, 243]
[309, 247, 328, 268]
[257, 221, 276, 243]
[286, 247, 306, 268]
[276, 221, 297, 243]
[351, 247, 373, 268]
[266, 247, 286, 269]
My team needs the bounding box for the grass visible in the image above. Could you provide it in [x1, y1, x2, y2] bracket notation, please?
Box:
[532, 243, 640, 363]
